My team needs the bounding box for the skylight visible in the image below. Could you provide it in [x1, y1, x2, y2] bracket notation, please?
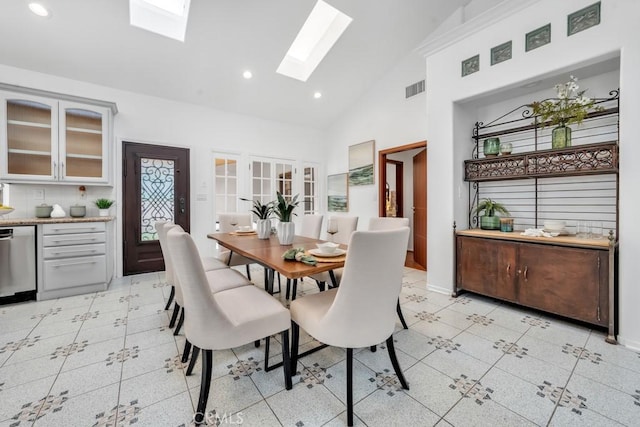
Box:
[277, 0, 352, 82]
[129, 0, 191, 42]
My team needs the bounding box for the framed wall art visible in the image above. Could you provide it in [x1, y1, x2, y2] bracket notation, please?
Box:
[327, 173, 348, 212]
[526, 24, 551, 52]
[348, 140, 375, 186]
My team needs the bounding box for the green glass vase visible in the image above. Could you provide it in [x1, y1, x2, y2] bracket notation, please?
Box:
[552, 124, 572, 149]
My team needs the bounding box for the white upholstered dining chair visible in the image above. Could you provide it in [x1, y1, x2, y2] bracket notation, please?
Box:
[302, 215, 358, 297]
[290, 227, 410, 426]
[299, 214, 323, 239]
[282, 214, 324, 299]
[156, 220, 228, 312]
[168, 227, 292, 425]
[157, 222, 251, 365]
[216, 213, 255, 279]
[368, 217, 411, 329]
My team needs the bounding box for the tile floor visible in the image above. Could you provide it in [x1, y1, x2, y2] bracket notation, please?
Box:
[0, 266, 639, 426]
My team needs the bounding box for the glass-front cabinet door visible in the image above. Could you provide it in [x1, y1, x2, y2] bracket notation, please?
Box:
[0, 93, 58, 180]
[59, 102, 110, 183]
[1, 92, 112, 184]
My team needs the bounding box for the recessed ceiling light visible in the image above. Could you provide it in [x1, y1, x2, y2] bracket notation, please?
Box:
[313, 92, 322, 99]
[243, 70, 253, 79]
[28, 3, 50, 17]
[277, 0, 353, 82]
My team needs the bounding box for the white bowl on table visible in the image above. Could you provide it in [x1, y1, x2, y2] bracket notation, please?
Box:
[316, 242, 339, 254]
[543, 220, 566, 232]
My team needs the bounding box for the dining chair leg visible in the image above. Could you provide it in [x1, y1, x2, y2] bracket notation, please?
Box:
[264, 335, 271, 371]
[285, 279, 291, 300]
[281, 330, 292, 390]
[370, 345, 376, 352]
[263, 268, 269, 291]
[169, 302, 180, 328]
[195, 349, 213, 425]
[290, 321, 300, 373]
[397, 299, 408, 329]
[386, 336, 409, 390]
[186, 346, 200, 376]
[164, 285, 175, 310]
[291, 279, 298, 301]
[329, 270, 338, 288]
[182, 339, 192, 363]
[347, 348, 354, 427]
[314, 280, 325, 292]
[174, 307, 185, 335]
[245, 264, 252, 280]
[254, 340, 260, 348]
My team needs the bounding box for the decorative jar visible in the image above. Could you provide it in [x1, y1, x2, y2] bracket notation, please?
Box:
[500, 141, 513, 155]
[277, 222, 295, 245]
[256, 219, 271, 239]
[483, 138, 500, 157]
[552, 123, 572, 149]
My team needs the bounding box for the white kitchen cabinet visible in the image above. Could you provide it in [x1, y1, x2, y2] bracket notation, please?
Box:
[37, 221, 114, 300]
[0, 87, 116, 185]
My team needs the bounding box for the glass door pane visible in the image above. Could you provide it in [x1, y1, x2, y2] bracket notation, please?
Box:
[64, 108, 103, 178]
[303, 164, 318, 214]
[6, 99, 54, 176]
[140, 158, 174, 241]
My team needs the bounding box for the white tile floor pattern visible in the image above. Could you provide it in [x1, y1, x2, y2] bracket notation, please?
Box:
[0, 266, 639, 426]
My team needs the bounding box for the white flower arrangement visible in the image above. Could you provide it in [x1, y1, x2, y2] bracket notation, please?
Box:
[530, 75, 603, 127]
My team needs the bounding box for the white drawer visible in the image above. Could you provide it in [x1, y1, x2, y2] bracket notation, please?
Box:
[43, 255, 106, 290]
[43, 232, 105, 247]
[43, 243, 106, 259]
[43, 222, 106, 235]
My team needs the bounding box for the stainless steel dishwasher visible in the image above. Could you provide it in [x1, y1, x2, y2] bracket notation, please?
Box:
[0, 225, 37, 304]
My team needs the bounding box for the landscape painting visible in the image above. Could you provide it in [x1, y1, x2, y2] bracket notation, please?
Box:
[327, 173, 348, 212]
[348, 140, 375, 186]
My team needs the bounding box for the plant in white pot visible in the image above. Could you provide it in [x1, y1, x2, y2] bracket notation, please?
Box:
[95, 198, 115, 217]
[241, 197, 273, 239]
[273, 192, 299, 245]
[473, 198, 509, 230]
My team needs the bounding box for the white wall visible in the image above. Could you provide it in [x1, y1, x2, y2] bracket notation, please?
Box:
[0, 64, 324, 276]
[323, 52, 428, 232]
[423, 0, 640, 349]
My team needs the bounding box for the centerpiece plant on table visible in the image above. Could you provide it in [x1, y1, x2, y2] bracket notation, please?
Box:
[240, 197, 273, 239]
[273, 192, 299, 245]
[529, 75, 604, 149]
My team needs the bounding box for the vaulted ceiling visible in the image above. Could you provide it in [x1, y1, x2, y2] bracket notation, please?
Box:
[0, 0, 472, 129]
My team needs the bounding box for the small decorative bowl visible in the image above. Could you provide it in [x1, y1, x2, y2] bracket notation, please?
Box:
[0, 207, 15, 216]
[316, 242, 339, 254]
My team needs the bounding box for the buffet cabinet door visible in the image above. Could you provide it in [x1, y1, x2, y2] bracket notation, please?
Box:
[456, 236, 518, 302]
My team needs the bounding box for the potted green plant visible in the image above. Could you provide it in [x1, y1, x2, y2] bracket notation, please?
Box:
[273, 192, 299, 245]
[473, 198, 509, 230]
[95, 198, 115, 217]
[240, 197, 273, 239]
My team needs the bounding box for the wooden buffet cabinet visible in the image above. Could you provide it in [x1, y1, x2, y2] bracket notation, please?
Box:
[455, 229, 617, 343]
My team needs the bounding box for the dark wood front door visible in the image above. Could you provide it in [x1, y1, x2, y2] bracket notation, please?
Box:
[122, 141, 190, 275]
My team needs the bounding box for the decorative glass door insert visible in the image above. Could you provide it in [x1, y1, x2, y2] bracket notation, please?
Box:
[140, 157, 175, 241]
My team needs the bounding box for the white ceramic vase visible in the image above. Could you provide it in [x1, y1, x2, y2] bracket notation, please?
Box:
[256, 218, 271, 239]
[277, 221, 295, 245]
[98, 208, 110, 217]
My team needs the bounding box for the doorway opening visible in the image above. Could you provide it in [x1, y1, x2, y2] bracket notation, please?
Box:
[378, 141, 427, 271]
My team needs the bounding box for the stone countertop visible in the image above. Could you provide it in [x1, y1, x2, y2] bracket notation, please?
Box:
[0, 216, 115, 226]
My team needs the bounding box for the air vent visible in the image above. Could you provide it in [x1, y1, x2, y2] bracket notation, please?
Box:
[405, 80, 425, 98]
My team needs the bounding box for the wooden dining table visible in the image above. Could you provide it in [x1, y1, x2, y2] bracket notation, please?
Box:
[206, 232, 345, 294]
